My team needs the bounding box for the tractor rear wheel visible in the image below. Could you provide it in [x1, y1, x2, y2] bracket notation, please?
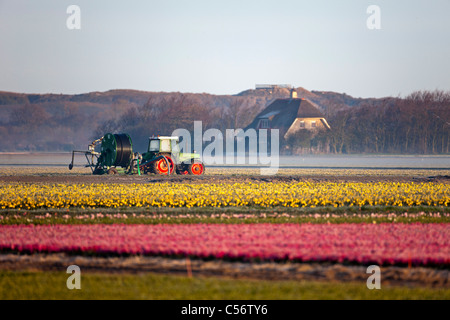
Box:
[152, 155, 175, 175]
[187, 161, 205, 175]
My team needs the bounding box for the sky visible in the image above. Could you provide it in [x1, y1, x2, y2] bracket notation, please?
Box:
[0, 0, 449, 98]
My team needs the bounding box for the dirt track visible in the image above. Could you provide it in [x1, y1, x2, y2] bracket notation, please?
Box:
[0, 165, 449, 184]
[0, 253, 448, 288]
[1, 172, 449, 185]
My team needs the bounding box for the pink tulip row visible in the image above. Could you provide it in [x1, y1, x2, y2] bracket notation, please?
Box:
[0, 223, 448, 266]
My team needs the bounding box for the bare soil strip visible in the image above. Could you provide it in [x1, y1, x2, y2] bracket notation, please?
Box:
[0, 253, 448, 288]
[1, 173, 449, 185]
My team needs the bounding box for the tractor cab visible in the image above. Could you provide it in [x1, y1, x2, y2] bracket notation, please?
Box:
[147, 136, 179, 155]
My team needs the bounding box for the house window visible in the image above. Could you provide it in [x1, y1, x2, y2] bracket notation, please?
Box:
[259, 119, 269, 129]
[311, 121, 316, 128]
[299, 121, 305, 128]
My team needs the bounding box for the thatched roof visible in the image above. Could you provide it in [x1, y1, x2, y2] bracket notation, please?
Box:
[245, 98, 327, 136]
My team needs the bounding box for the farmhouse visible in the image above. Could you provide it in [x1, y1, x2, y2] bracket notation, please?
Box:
[245, 89, 330, 140]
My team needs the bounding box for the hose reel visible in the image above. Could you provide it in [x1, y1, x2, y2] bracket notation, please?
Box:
[100, 133, 133, 168]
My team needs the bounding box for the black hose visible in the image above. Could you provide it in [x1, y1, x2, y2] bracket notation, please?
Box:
[114, 134, 132, 167]
[116, 134, 124, 166]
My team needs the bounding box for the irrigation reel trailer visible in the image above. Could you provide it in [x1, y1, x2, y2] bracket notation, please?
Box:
[68, 133, 205, 176]
[68, 136, 103, 173]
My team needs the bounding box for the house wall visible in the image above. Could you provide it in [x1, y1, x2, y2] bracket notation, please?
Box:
[284, 117, 328, 138]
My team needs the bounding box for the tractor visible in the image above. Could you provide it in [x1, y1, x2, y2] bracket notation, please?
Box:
[68, 133, 205, 175]
[140, 135, 205, 175]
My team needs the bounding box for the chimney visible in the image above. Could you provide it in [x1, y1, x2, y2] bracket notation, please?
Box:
[290, 88, 298, 99]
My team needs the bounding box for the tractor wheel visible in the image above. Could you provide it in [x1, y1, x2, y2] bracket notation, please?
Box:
[152, 156, 175, 175]
[187, 161, 205, 175]
[93, 168, 104, 175]
[107, 168, 118, 175]
[140, 164, 149, 174]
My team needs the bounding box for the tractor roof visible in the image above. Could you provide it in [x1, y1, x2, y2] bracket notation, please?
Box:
[149, 136, 179, 140]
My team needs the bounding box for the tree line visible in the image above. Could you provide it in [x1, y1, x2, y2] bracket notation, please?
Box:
[0, 103, 91, 151]
[94, 94, 257, 152]
[1, 89, 448, 155]
[323, 90, 450, 154]
[96, 90, 449, 155]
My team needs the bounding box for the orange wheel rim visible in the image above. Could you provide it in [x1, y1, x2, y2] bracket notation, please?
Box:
[191, 163, 203, 175]
[158, 158, 173, 173]
[158, 159, 168, 173]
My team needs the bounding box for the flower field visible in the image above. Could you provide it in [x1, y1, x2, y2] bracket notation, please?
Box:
[0, 181, 449, 210]
[0, 223, 448, 266]
[0, 168, 448, 284]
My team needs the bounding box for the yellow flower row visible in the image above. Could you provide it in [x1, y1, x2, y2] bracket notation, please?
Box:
[0, 181, 448, 210]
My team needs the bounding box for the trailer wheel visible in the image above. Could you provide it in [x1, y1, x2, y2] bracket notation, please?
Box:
[152, 156, 175, 175]
[141, 164, 152, 175]
[93, 168, 104, 175]
[107, 168, 118, 175]
[187, 162, 205, 175]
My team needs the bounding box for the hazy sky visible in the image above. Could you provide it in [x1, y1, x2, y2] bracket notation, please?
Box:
[0, 0, 449, 98]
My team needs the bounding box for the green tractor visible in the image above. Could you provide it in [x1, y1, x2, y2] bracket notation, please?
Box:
[140, 135, 205, 175]
[68, 133, 205, 175]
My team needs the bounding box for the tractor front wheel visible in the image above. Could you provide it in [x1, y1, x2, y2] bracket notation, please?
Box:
[187, 162, 205, 175]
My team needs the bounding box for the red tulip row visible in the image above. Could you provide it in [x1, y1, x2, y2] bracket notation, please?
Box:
[0, 223, 448, 266]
